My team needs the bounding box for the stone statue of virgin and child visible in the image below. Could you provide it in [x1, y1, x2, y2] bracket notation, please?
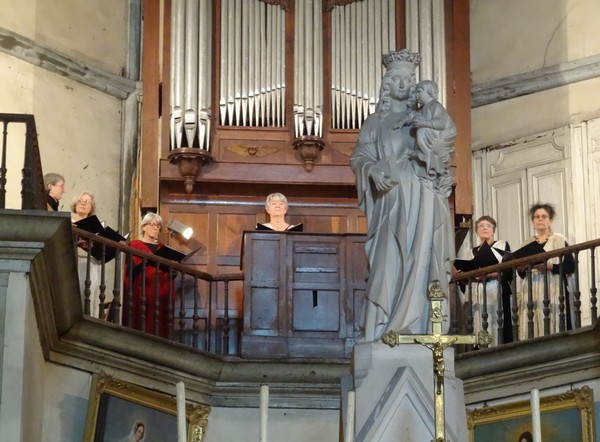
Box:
[350, 49, 457, 342]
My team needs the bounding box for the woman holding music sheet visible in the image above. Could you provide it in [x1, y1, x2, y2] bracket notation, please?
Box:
[256, 193, 303, 232]
[457, 216, 513, 346]
[123, 212, 173, 338]
[517, 203, 575, 340]
[71, 191, 102, 318]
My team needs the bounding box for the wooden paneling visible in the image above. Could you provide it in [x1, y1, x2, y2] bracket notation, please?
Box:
[160, 195, 366, 276]
[241, 232, 366, 358]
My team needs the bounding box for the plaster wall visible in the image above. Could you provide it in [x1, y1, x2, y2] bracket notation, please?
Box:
[40, 364, 92, 442]
[470, 0, 600, 148]
[204, 407, 338, 442]
[0, 0, 126, 227]
[471, 77, 600, 149]
[470, 0, 600, 84]
[0, 0, 127, 74]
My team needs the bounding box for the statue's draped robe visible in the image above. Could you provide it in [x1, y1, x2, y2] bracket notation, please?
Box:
[350, 110, 455, 341]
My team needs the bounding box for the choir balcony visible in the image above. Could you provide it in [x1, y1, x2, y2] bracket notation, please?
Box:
[2, 208, 600, 415]
[64, 219, 600, 359]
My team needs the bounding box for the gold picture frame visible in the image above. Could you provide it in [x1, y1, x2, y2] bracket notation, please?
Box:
[467, 386, 595, 442]
[84, 372, 210, 441]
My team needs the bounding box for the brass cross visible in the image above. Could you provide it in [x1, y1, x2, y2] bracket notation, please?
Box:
[381, 282, 490, 442]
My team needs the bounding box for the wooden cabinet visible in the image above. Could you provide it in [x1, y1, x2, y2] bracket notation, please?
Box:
[241, 232, 367, 358]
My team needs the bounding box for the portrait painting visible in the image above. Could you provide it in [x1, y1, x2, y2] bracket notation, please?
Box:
[467, 386, 595, 442]
[84, 372, 210, 442]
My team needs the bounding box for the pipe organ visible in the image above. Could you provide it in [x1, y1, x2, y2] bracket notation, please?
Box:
[167, 0, 448, 152]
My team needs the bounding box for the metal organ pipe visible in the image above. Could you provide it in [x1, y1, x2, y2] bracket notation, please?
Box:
[406, 0, 448, 106]
[184, 0, 199, 147]
[197, 0, 211, 150]
[170, 0, 185, 149]
[166, 0, 445, 151]
[170, 0, 211, 150]
[218, 0, 285, 128]
[293, 0, 323, 138]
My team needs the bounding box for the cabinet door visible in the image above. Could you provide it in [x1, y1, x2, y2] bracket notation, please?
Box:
[478, 129, 572, 247]
[244, 234, 286, 336]
[290, 237, 343, 334]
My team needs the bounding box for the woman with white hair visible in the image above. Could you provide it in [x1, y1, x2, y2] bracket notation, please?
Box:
[70, 191, 102, 317]
[123, 212, 172, 338]
[256, 192, 303, 232]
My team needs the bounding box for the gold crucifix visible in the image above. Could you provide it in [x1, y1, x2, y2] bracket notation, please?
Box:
[381, 282, 490, 442]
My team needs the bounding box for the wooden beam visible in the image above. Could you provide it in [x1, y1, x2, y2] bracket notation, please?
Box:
[139, 0, 162, 209]
[446, 0, 472, 217]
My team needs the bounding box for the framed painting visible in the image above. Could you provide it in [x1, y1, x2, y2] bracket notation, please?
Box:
[84, 372, 210, 442]
[467, 386, 595, 442]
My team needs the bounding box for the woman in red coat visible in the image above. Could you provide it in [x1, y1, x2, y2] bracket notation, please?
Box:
[123, 212, 173, 338]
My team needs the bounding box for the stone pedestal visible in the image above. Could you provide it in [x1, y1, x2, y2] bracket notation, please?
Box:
[345, 342, 468, 442]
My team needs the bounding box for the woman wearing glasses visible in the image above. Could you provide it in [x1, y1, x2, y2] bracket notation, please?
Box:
[70, 191, 102, 317]
[458, 215, 513, 346]
[517, 203, 575, 340]
[123, 212, 172, 338]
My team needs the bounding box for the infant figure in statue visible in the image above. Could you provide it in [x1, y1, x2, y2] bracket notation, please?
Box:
[411, 79, 457, 198]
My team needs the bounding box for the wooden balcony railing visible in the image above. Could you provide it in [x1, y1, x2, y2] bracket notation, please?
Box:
[451, 238, 599, 350]
[72, 226, 244, 355]
[73, 224, 600, 357]
[0, 113, 46, 210]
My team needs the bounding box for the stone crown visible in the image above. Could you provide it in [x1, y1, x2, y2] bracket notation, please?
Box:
[382, 49, 421, 70]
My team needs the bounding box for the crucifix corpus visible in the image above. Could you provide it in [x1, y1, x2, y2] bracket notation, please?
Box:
[381, 282, 491, 442]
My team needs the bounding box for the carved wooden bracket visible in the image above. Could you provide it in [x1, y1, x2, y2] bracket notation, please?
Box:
[293, 136, 325, 172]
[167, 147, 213, 194]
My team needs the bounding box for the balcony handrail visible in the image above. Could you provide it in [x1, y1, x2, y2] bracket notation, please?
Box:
[74, 222, 599, 355]
[451, 237, 600, 282]
[451, 236, 599, 349]
[0, 113, 46, 210]
[72, 226, 242, 282]
[72, 226, 244, 355]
